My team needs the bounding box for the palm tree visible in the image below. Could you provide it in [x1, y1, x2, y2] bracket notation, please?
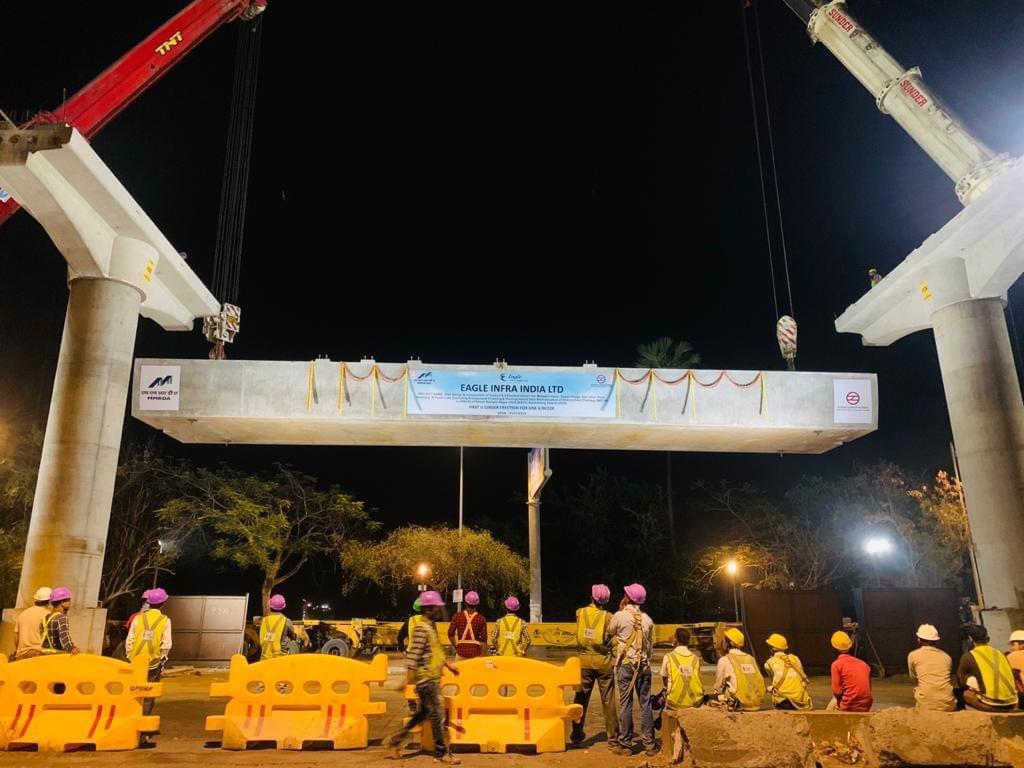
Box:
[635, 337, 701, 557]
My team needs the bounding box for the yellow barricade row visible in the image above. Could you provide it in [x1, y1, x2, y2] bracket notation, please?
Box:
[0, 654, 160, 751]
[412, 656, 583, 754]
[206, 653, 387, 750]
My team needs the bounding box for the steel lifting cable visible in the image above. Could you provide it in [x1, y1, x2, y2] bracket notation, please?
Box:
[752, 0, 794, 319]
[211, 16, 263, 306]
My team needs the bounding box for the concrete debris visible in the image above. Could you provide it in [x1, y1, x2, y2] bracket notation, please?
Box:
[816, 737, 865, 765]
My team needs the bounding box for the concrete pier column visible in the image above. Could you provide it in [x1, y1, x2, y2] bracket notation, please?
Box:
[3, 275, 142, 652]
[931, 297, 1024, 621]
[527, 498, 542, 623]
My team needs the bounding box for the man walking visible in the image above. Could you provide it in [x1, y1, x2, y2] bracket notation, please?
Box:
[448, 591, 487, 660]
[13, 587, 51, 660]
[386, 591, 461, 765]
[571, 584, 619, 749]
[608, 583, 656, 757]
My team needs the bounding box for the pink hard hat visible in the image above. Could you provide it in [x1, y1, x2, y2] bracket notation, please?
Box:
[419, 590, 444, 607]
[144, 588, 168, 606]
[624, 583, 647, 605]
[50, 587, 72, 603]
[591, 584, 611, 605]
[268, 594, 286, 611]
[504, 596, 520, 612]
[464, 591, 480, 606]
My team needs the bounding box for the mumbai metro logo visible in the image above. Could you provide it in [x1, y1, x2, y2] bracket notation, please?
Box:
[139, 365, 181, 412]
[147, 375, 173, 388]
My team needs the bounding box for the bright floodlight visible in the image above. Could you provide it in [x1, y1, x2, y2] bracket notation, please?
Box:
[725, 560, 738, 576]
[417, 562, 431, 579]
[865, 537, 893, 556]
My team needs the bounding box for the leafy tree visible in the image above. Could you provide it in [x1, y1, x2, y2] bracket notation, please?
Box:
[339, 525, 528, 609]
[160, 465, 376, 610]
[635, 337, 701, 557]
[0, 426, 41, 608]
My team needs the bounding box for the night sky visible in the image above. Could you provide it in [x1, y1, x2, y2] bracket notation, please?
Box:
[2, 1, 1023, 613]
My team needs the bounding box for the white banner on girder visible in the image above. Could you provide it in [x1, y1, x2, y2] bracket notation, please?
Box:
[833, 378, 873, 424]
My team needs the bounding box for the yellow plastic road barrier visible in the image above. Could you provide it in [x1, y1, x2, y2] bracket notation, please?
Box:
[0, 654, 160, 751]
[206, 652, 388, 750]
[441, 656, 583, 754]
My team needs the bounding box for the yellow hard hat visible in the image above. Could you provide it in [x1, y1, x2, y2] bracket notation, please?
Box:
[831, 631, 853, 651]
[724, 627, 745, 647]
[766, 633, 788, 651]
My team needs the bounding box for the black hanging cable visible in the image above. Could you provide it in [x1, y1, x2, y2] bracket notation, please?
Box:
[753, 0, 795, 319]
[738, 0, 780, 322]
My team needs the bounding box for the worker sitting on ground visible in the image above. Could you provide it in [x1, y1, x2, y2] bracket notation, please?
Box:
[958, 623, 1017, 712]
[571, 584, 619, 750]
[258, 594, 297, 659]
[608, 583, 658, 756]
[828, 631, 872, 711]
[661, 626, 705, 711]
[490, 596, 530, 656]
[763, 633, 812, 710]
[1007, 630, 1024, 709]
[397, 598, 424, 654]
[907, 623, 955, 712]
[13, 587, 51, 660]
[448, 591, 487, 660]
[710, 628, 765, 711]
[41, 587, 79, 655]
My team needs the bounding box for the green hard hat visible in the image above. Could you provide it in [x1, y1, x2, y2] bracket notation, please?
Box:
[413, 598, 422, 613]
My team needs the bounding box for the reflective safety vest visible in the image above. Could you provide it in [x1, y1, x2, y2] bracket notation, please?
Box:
[415, 620, 447, 684]
[971, 645, 1017, 707]
[129, 609, 169, 667]
[665, 650, 704, 709]
[765, 652, 812, 710]
[496, 615, 527, 657]
[260, 613, 288, 660]
[405, 614, 425, 652]
[576, 605, 610, 654]
[40, 612, 64, 654]
[726, 652, 766, 711]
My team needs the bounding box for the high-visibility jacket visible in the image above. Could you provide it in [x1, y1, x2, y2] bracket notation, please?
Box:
[576, 605, 610, 654]
[496, 615, 527, 656]
[129, 609, 169, 667]
[260, 613, 288, 660]
[727, 651, 766, 711]
[765, 652, 812, 710]
[415, 621, 447, 684]
[40, 612, 65, 654]
[405, 614, 425, 652]
[665, 649, 704, 709]
[971, 645, 1017, 707]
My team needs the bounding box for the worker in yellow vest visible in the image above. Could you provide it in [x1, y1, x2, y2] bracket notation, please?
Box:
[40, 587, 79, 656]
[259, 594, 297, 659]
[710, 628, 765, 711]
[125, 587, 173, 741]
[490, 596, 530, 656]
[397, 598, 424, 653]
[571, 584, 619, 749]
[958, 623, 1018, 711]
[763, 633, 812, 710]
[660, 626, 705, 710]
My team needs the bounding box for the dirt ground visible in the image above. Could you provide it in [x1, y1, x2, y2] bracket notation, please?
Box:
[0, 652, 917, 767]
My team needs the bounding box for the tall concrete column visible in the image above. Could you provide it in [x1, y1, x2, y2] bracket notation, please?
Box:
[527, 499, 542, 623]
[6, 276, 141, 652]
[931, 297, 1024, 618]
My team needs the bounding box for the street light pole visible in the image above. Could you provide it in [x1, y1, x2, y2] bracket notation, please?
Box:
[726, 560, 739, 623]
[152, 539, 165, 589]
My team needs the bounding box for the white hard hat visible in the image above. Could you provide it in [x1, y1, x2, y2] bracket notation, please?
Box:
[916, 624, 940, 642]
[1009, 630, 1024, 643]
[33, 587, 52, 602]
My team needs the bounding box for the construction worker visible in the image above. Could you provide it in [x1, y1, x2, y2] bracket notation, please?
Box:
[41, 587, 79, 655]
[868, 268, 882, 287]
[259, 594, 297, 659]
[907, 624, 955, 712]
[490, 596, 530, 656]
[1007, 630, 1024, 709]
[397, 598, 424, 653]
[958, 623, 1017, 712]
[660, 626, 704, 711]
[570, 584, 619, 749]
[385, 590, 461, 765]
[608, 583, 657, 757]
[448, 591, 487, 660]
[125, 588, 173, 731]
[711, 628, 765, 711]
[13, 587, 51, 660]
[828, 631, 872, 711]
[764, 633, 811, 710]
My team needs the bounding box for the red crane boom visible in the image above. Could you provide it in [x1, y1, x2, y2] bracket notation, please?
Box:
[0, 0, 266, 227]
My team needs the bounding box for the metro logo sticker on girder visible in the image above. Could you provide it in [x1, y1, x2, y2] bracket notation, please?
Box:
[139, 365, 180, 411]
[833, 379, 873, 424]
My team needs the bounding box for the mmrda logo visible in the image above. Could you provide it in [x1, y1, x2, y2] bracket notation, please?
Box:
[147, 375, 173, 388]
